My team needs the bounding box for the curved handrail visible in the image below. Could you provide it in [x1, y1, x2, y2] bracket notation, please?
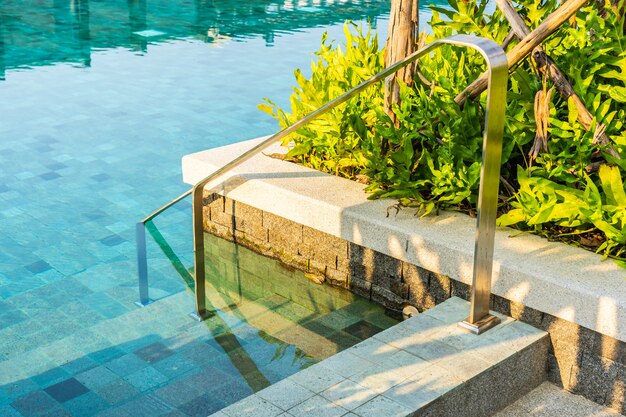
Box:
[137, 34, 508, 334]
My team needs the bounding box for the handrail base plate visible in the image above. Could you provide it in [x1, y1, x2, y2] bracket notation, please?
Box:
[135, 299, 154, 308]
[189, 310, 213, 322]
[459, 314, 501, 335]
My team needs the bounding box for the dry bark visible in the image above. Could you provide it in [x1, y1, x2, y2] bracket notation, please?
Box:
[530, 84, 554, 161]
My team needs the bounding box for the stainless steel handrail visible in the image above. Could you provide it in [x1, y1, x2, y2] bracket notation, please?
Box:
[136, 34, 508, 334]
[135, 189, 192, 307]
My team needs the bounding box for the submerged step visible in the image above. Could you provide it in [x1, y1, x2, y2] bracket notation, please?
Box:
[209, 297, 549, 417]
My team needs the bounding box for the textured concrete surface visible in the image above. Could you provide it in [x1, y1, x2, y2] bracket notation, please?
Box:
[209, 297, 549, 417]
[199, 192, 626, 414]
[185, 138, 626, 413]
[182, 137, 626, 343]
[494, 381, 624, 416]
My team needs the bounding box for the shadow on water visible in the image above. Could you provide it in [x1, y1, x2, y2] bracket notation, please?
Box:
[0, 221, 401, 416]
[1, 332, 287, 416]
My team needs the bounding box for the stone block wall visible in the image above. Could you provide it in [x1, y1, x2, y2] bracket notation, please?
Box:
[202, 192, 625, 414]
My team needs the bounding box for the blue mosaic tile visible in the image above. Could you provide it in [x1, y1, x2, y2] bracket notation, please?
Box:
[99, 235, 126, 247]
[39, 172, 61, 181]
[24, 260, 52, 274]
[38, 269, 65, 284]
[75, 366, 119, 391]
[63, 391, 108, 417]
[10, 391, 60, 417]
[39, 407, 73, 417]
[118, 334, 162, 354]
[152, 377, 204, 408]
[0, 310, 28, 330]
[185, 365, 236, 389]
[61, 357, 98, 375]
[90, 173, 112, 182]
[46, 163, 67, 171]
[93, 379, 139, 405]
[31, 367, 72, 388]
[206, 377, 255, 405]
[87, 347, 126, 364]
[103, 354, 147, 377]
[44, 378, 89, 403]
[134, 342, 174, 364]
[0, 405, 22, 417]
[160, 410, 187, 417]
[82, 293, 129, 320]
[93, 408, 132, 417]
[206, 354, 240, 377]
[151, 354, 196, 379]
[179, 340, 221, 365]
[0, 1, 402, 415]
[83, 209, 107, 221]
[123, 366, 168, 392]
[1, 378, 40, 403]
[179, 393, 225, 417]
[115, 394, 172, 417]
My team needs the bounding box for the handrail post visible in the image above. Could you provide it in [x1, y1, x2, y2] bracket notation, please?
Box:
[135, 221, 153, 307]
[134, 189, 192, 308]
[447, 37, 508, 335]
[189, 187, 208, 321]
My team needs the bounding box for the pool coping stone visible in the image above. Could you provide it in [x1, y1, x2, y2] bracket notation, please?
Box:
[182, 136, 626, 343]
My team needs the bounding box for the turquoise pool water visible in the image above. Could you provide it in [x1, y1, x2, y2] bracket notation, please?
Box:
[0, 0, 444, 415]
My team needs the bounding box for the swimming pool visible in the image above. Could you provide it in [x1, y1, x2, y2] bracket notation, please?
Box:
[0, 0, 444, 415]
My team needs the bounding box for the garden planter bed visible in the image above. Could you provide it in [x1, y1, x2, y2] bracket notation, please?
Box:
[183, 136, 626, 413]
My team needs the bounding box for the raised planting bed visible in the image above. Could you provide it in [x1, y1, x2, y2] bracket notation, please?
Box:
[183, 137, 626, 413]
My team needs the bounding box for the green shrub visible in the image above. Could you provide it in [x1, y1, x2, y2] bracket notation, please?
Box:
[259, 24, 384, 178]
[259, 0, 626, 266]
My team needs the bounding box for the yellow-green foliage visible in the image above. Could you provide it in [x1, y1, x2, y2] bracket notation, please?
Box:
[259, 23, 383, 177]
[260, 0, 626, 266]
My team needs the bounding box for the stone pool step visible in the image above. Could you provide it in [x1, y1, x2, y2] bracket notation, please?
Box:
[208, 296, 549, 417]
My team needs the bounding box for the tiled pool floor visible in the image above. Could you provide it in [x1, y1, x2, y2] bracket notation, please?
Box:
[0, 229, 398, 417]
[0, 0, 476, 415]
[0, 1, 400, 415]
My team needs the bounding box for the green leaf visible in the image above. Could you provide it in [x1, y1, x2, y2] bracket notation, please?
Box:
[599, 164, 626, 206]
[608, 86, 626, 102]
[567, 96, 579, 125]
[497, 209, 527, 226]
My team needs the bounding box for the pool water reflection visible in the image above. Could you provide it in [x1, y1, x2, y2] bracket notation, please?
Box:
[0, 0, 452, 415]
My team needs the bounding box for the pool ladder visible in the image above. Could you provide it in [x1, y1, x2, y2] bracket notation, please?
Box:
[135, 34, 508, 335]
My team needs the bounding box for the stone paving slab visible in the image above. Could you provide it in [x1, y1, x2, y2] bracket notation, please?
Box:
[494, 381, 624, 417]
[210, 297, 549, 417]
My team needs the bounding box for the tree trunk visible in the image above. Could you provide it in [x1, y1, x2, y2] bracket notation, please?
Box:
[384, 0, 419, 134]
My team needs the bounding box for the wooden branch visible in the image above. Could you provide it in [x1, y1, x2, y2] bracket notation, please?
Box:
[454, 0, 589, 106]
[501, 29, 516, 50]
[496, 0, 620, 161]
